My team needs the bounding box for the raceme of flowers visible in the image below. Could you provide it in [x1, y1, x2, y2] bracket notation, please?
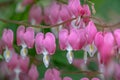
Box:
[0, 0, 120, 80]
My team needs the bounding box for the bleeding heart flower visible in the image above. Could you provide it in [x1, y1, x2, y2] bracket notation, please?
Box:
[2, 29, 14, 62]
[83, 21, 97, 63]
[95, 32, 115, 66]
[59, 28, 85, 64]
[29, 5, 42, 25]
[17, 25, 34, 58]
[28, 64, 39, 80]
[114, 29, 120, 54]
[35, 32, 56, 68]
[44, 68, 62, 80]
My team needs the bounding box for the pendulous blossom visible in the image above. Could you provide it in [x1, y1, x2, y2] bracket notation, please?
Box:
[35, 32, 56, 68]
[29, 5, 42, 25]
[17, 25, 34, 58]
[44, 68, 62, 80]
[59, 28, 86, 64]
[2, 29, 14, 62]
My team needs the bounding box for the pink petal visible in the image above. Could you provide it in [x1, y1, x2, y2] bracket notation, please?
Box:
[44, 68, 62, 80]
[59, 29, 68, 50]
[94, 32, 104, 50]
[59, 5, 71, 21]
[29, 5, 42, 24]
[19, 56, 29, 72]
[63, 77, 72, 80]
[85, 21, 97, 44]
[114, 29, 120, 47]
[7, 53, 19, 70]
[82, 4, 91, 16]
[68, 29, 80, 50]
[78, 29, 86, 49]
[91, 78, 100, 80]
[28, 64, 39, 80]
[68, 0, 82, 16]
[49, 2, 60, 24]
[43, 32, 56, 55]
[80, 77, 89, 80]
[35, 32, 44, 54]
[17, 25, 25, 46]
[2, 29, 13, 48]
[23, 27, 34, 48]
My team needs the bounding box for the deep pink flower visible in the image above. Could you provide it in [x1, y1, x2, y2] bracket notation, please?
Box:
[28, 64, 39, 80]
[68, 0, 82, 16]
[44, 68, 62, 80]
[94, 32, 115, 65]
[17, 25, 34, 58]
[35, 32, 56, 67]
[114, 29, 120, 54]
[85, 21, 97, 44]
[63, 77, 72, 80]
[84, 21, 97, 61]
[29, 5, 42, 25]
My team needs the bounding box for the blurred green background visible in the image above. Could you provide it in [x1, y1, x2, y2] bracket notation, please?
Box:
[0, 0, 120, 80]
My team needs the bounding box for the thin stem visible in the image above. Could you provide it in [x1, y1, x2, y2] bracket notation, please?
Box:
[0, 17, 76, 28]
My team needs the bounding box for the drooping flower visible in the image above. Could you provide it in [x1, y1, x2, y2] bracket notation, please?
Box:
[94, 32, 115, 66]
[28, 64, 39, 80]
[2, 29, 14, 62]
[114, 29, 120, 54]
[44, 68, 62, 80]
[83, 21, 97, 63]
[17, 25, 34, 58]
[59, 28, 86, 64]
[35, 32, 56, 68]
[7, 52, 29, 80]
[29, 5, 42, 25]
[80, 77, 89, 80]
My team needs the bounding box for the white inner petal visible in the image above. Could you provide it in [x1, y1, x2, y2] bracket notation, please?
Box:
[14, 67, 21, 80]
[43, 49, 50, 68]
[3, 47, 12, 62]
[71, 16, 81, 28]
[66, 44, 74, 64]
[66, 51, 74, 64]
[85, 42, 97, 57]
[20, 44, 28, 59]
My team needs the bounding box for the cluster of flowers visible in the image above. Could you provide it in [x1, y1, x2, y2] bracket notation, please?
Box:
[0, 0, 120, 80]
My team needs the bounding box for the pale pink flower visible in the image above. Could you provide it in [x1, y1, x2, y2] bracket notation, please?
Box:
[80, 77, 89, 80]
[2, 29, 14, 62]
[44, 68, 62, 80]
[17, 25, 34, 58]
[35, 32, 56, 68]
[29, 5, 42, 25]
[28, 64, 39, 80]
[59, 28, 86, 64]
